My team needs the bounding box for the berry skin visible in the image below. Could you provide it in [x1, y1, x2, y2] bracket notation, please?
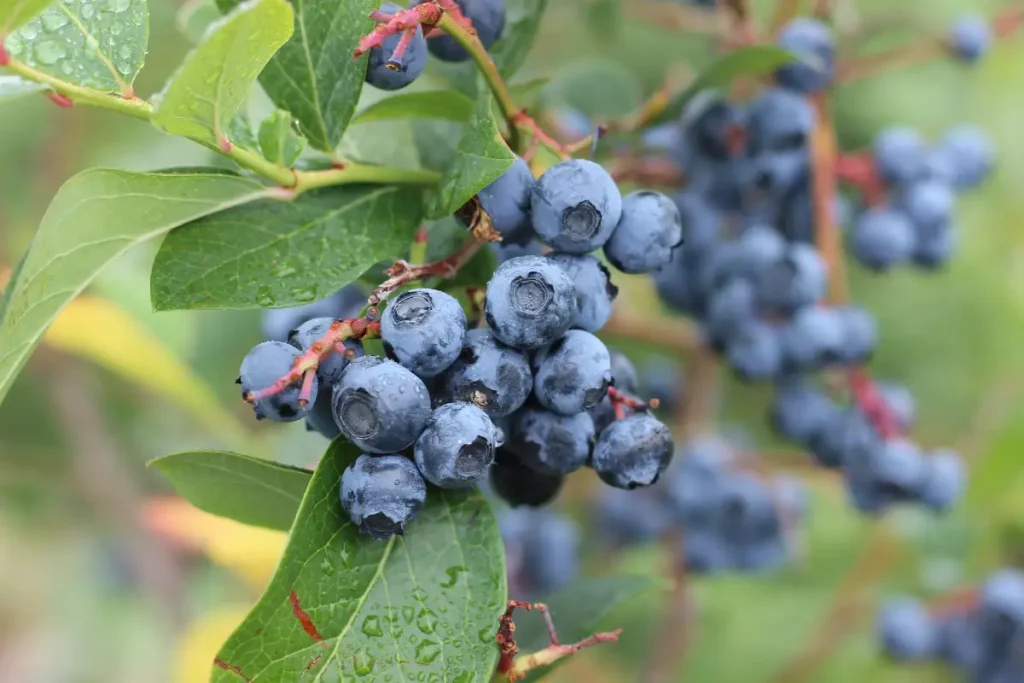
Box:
[365, 3, 427, 91]
[809, 407, 880, 470]
[414, 402, 503, 488]
[835, 305, 878, 364]
[755, 243, 827, 313]
[239, 341, 318, 422]
[591, 413, 673, 489]
[489, 447, 563, 507]
[437, 328, 532, 418]
[901, 180, 955, 232]
[596, 488, 672, 546]
[472, 155, 534, 242]
[851, 206, 916, 271]
[726, 319, 783, 382]
[306, 391, 342, 439]
[546, 253, 618, 333]
[653, 246, 702, 315]
[731, 224, 787, 281]
[938, 125, 994, 189]
[340, 454, 427, 540]
[775, 18, 835, 93]
[947, 15, 991, 64]
[288, 318, 365, 385]
[261, 284, 365, 342]
[590, 351, 640, 433]
[484, 255, 576, 350]
[381, 288, 467, 378]
[877, 381, 915, 432]
[673, 190, 724, 254]
[874, 127, 926, 186]
[770, 379, 838, 447]
[331, 356, 431, 454]
[918, 449, 964, 513]
[877, 597, 939, 661]
[530, 159, 623, 254]
[744, 88, 815, 197]
[416, 0, 505, 62]
[780, 306, 843, 371]
[509, 407, 595, 476]
[705, 278, 756, 350]
[532, 330, 612, 416]
[603, 190, 684, 274]
[523, 511, 580, 594]
[683, 531, 732, 574]
[912, 222, 956, 269]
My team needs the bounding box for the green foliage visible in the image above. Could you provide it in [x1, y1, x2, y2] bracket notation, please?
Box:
[0, 0, 66, 40]
[257, 109, 306, 166]
[353, 90, 475, 124]
[211, 440, 507, 683]
[150, 450, 312, 530]
[152, 0, 293, 146]
[490, 0, 549, 78]
[6, 0, 149, 92]
[0, 169, 272, 408]
[216, 0, 375, 152]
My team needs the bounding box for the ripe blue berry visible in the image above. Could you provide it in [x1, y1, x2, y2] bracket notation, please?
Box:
[755, 243, 827, 312]
[918, 449, 964, 513]
[770, 378, 837, 447]
[489, 447, 564, 507]
[414, 402, 503, 488]
[852, 206, 916, 271]
[775, 18, 835, 93]
[653, 246, 702, 315]
[484, 255, 576, 350]
[877, 597, 939, 661]
[901, 180, 955, 232]
[532, 330, 612, 416]
[491, 238, 544, 264]
[732, 224, 788, 280]
[745, 88, 815, 197]
[590, 351, 640, 433]
[947, 15, 991, 63]
[809, 407, 879, 470]
[240, 341, 318, 422]
[340, 454, 427, 540]
[260, 284, 365, 342]
[874, 127, 926, 186]
[938, 125, 994, 189]
[877, 381, 915, 432]
[288, 318, 365, 385]
[472, 155, 534, 242]
[509, 407, 594, 475]
[596, 488, 673, 546]
[780, 306, 843, 371]
[365, 4, 427, 91]
[524, 511, 580, 594]
[673, 190, 724, 254]
[546, 253, 618, 333]
[417, 0, 505, 62]
[332, 356, 431, 453]
[530, 159, 623, 254]
[912, 222, 956, 269]
[603, 190, 684, 274]
[835, 304, 878, 364]
[591, 413, 673, 489]
[726, 319, 783, 381]
[705, 278, 756, 349]
[437, 328, 532, 418]
[381, 288, 467, 378]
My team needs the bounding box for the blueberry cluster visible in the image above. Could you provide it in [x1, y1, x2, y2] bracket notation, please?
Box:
[852, 124, 993, 271]
[878, 569, 1024, 682]
[499, 506, 580, 598]
[597, 434, 807, 575]
[365, 0, 507, 91]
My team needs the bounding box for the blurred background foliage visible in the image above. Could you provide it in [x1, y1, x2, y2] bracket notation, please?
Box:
[1, 0, 1024, 681]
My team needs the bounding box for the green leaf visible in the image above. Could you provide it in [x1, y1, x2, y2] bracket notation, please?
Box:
[150, 185, 424, 311]
[258, 109, 307, 167]
[0, 251, 29, 326]
[152, 0, 293, 146]
[211, 440, 507, 683]
[149, 450, 312, 531]
[6, 0, 149, 93]
[652, 45, 797, 126]
[0, 0, 56, 35]
[426, 78, 514, 220]
[176, 0, 220, 43]
[0, 74, 47, 101]
[216, 0, 376, 153]
[0, 169, 273, 408]
[966, 402, 1024, 512]
[227, 110, 259, 151]
[513, 576, 667, 683]
[541, 58, 643, 119]
[490, 0, 548, 78]
[353, 90, 475, 124]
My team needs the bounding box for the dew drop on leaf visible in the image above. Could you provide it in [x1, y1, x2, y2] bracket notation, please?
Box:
[352, 653, 376, 676]
[401, 605, 414, 624]
[478, 626, 494, 643]
[361, 615, 383, 637]
[33, 41, 66, 66]
[108, 0, 131, 12]
[110, 21, 124, 35]
[80, 3, 95, 19]
[256, 285, 274, 307]
[6, 34, 24, 56]
[116, 61, 132, 75]
[41, 11, 69, 32]
[414, 639, 441, 665]
[416, 608, 438, 634]
[441, 565, 467, 588]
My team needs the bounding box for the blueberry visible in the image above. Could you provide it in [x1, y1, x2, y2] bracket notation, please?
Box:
[491, 238, 545, 264]
[489, 446, 564, 507]
[673, 190, 724, 254]
[365, 3, 427, 91]
[305, 390, 341, 439]
[484, 255, 576, 349]
[936, 614, 986, 671]
[591, 413, 673, 489]
[532, 330, 612, 416]
[509, 407, 594, 475]
[835, 305, 878, 364]
[981, 570, 1024, 624]
[716, 472, 779, 544]
[918, 449, 964, 513]
[687, 97, 748, 161]
[755, 243, 828, 313]
[705, 278, 756, 349]
[912, 221, 957, 269]
[775, 18, 835, 93]
[731, 224, 787, 281]
[726, 319, 783, 382]
[770, 378, 838, 447]
[437, 328, 531, 417]
[877, 381, 915, 432]
[745, 88, 815, 196]
[546, 253, 618, 332]
[524, 511, 580, 594]
[653, 246, 702, 315]
[239, 341, 317, 422]
[530, 159, 623, 254]
[780, 306, 844, 371]
[603, 190, 683, 274]
[414, 402, 502, 488]
[948, 14, 991, 63]
[809, 407, 880, 470]
[381, 288, 467, 378]
[260, 284, 365, 342]
[641, 122, 683, 151]
[735, 535, 789, 573]
[877, 597, 939, 661]
[590, 351, 640, 433]
[851, 206, 916, 271]
[596, 488, 673, 546]
[846, 438, 926, 513]
[340, 454, 427, 540]
[873, 127, 926, 187]
[639, 357, 682, 414]
[901, 180, 955, 232]
[683, 531, 732, 574]
[288, 318, 365, 385]
[417, 0, 505, 62]
[472, 155, 534, 241]
[938, 125, 994, 189]
[332, 356, 431, 453]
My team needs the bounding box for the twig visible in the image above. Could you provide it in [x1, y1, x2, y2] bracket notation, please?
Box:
[368, 236, 486, 306]
[606, 154, 687, 187]
[809, 94, 849, 305]
[678, 345, 721, 440]
[600, 309, 700, 355]
[640, 551, 692, 683]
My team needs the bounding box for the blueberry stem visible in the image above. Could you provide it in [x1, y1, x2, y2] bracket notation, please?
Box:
[368, 236, 484, 306]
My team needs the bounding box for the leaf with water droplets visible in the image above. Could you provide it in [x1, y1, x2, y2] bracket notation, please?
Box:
[257, 109, 306, 167]
[211, 440, 506, 682]
[149, 450, 312, 531]
[152, 0, 293, 146]
[0, 0, 53, 35]
[7, 0, 149, 93]
[0, 74, 47, 101]
[149, 184, 424, 310]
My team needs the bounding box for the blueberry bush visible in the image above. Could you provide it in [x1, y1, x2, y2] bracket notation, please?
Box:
[1, 0, 1024, 681]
